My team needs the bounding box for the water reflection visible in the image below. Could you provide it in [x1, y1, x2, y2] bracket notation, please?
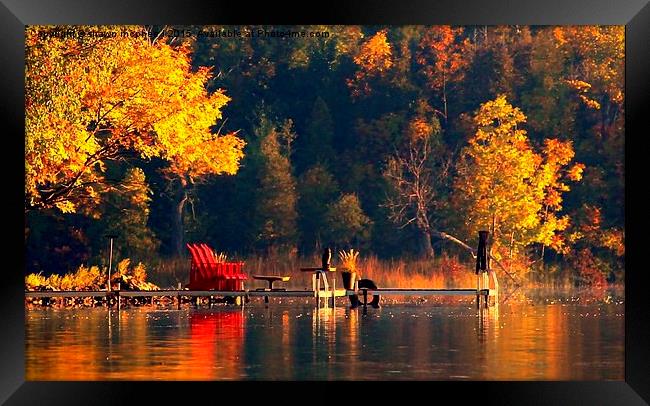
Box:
[26, 289, 624, 380]
[188, 310, 245, 379]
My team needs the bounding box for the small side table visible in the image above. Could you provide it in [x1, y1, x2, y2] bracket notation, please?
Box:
[252, 275, 291, 290]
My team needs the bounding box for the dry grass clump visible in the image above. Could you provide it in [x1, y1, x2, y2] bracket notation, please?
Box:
[25, 259, 159, 291]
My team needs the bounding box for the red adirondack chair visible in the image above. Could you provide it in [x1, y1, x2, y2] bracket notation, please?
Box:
[187, 243, 203, 286]
[199, 243, 247, 291]
[198, 243, 226, 290]
[186, 243, 220, 290]
[223, 261, 247, 291]
[234, 262, 247, 290]
[186, 243, 247, 291]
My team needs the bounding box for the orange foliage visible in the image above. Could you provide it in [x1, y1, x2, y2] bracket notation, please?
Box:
[572, 205, 625, 257]
[347, 29, 393, 97]
[416, 26, 468, 92]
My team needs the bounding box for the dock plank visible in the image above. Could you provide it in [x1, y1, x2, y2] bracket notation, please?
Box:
[361, 288, 491, 296]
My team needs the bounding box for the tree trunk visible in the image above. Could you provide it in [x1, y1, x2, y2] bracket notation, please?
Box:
[418, 228, 434, 259]
[172, 188, 189, 257]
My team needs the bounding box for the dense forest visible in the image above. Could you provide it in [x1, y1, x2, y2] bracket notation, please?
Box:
[25, 25, 624, 284]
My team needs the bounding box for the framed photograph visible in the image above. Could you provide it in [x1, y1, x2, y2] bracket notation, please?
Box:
[3, 0, 648, 403]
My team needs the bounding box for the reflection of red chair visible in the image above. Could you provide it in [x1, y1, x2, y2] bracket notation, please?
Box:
[190, 311, 245, 340]
[189, 311, 245, 378]
[186, 243, 247, 291]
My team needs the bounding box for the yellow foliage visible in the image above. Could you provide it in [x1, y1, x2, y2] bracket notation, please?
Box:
[25, 273, 47, 290]
[556, 26, 624, 110]
[453, 95, 582, 254]
[132, 262, 147, 282]
[25, 25, 245, 212]
[571, 204, 625, 257]
[114, 258, 131, 278]
[599, 229, 625, 256]
[53, 201, 76, 213]
[214, 252, 228, 263]
[579, 95, 601, 110]
[25, 258, 158, 291]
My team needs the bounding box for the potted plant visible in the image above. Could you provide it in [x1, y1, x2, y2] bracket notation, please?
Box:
[339, 249, 360, 290]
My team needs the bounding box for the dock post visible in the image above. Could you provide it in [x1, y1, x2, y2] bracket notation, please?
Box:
[476, 230, 490, 310]
[489, 269, 499, 307]
[331, 278, 336, 309]
[116, 283, 121, 311]
[316, 272, 321, 308]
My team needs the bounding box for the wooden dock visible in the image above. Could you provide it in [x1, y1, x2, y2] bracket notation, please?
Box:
[357, 288, 496, 308]
[24, 289, 352, 299]
[25, 286, 496, 308]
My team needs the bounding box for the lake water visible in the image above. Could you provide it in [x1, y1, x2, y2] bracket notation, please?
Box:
[25, 288, 624, 380]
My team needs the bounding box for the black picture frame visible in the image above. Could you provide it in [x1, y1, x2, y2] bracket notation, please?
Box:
[2, 0, 648, 404]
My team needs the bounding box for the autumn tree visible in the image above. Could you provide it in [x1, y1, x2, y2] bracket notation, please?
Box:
[553, 26, 624, 138]
[384, 100, 449, 258]
[25, 25, 245, 215]
[452, 95, 583, 260]
[347, 29, 394, 98]
[416, 26, 468, 123]
[553, 26, 625, 228]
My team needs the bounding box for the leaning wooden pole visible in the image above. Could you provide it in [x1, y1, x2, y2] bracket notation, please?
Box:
[430, 229, 520, 286]
[476, 231, 489, 308]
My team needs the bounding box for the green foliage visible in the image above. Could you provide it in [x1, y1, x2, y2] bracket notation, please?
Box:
[254, 115, 299, 251]
[297, 164, 340, 253]
[324, 193, 372, 248]
[94, 167, 159, 263]
[295, 97, 336, 173]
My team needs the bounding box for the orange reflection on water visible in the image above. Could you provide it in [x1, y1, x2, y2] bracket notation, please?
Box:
[25, 292, 624, 380]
